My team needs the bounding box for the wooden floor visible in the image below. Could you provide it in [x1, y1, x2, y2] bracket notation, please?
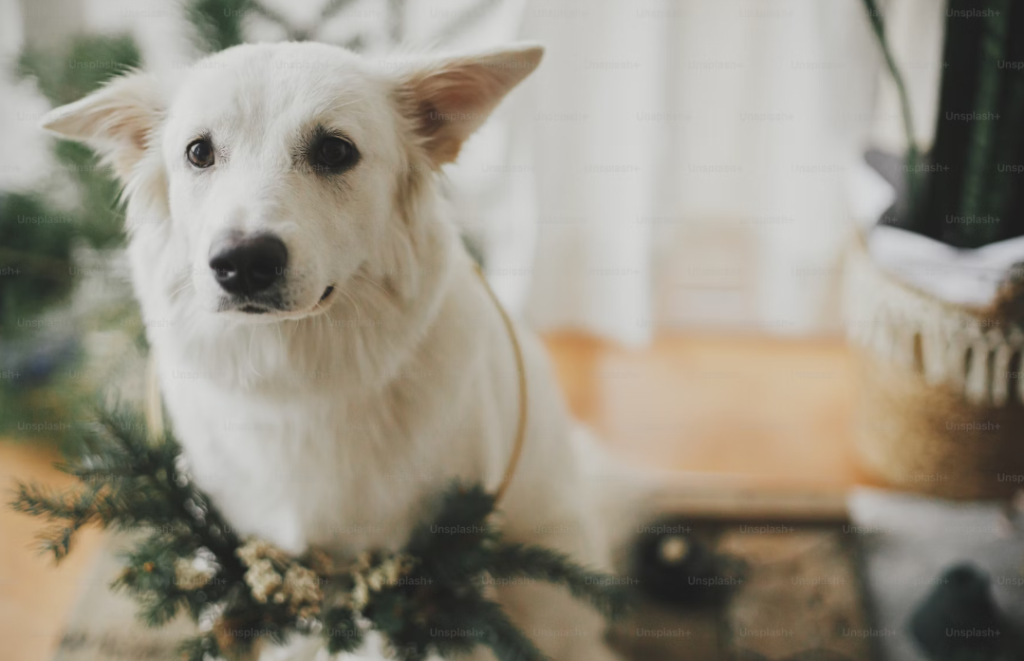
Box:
[546, 332, 866, 490]
[0, 443, 104, 661]
[1, 332, 864, 661]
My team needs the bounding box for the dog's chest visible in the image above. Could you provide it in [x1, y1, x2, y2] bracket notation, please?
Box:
[161, 376, 486, 556]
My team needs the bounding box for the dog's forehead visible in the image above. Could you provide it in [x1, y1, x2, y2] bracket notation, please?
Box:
[168, 43, 385, 135]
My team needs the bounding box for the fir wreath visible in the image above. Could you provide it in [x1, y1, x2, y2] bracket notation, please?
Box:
[10, 408, 628, 661]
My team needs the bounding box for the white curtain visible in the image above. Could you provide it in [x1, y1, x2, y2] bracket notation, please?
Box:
[450, 0, 946, 344]
[504, 0, 913, 343]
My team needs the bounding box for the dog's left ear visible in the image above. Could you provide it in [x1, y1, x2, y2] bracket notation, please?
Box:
[40, 72, 163, 180]
[393, 43, 544, 165]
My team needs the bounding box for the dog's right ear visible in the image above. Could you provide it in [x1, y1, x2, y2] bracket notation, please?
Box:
[40, 72, 163, 180]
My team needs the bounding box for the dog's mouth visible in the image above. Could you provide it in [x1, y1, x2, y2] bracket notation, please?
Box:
[230, 286, 336, 318]
[220, 292, 282, 315]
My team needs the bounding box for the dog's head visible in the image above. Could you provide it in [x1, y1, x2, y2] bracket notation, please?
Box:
[41, 42, 542, 324]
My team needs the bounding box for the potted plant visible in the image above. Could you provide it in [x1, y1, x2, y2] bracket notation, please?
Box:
[846, 0, 1024, 498]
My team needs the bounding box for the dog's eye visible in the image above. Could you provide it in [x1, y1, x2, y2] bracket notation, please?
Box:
[312, 136, 358, 172]
[186, 139, 215, 168]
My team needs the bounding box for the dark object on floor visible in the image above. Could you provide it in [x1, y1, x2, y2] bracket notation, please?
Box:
[908, 563, 1018, 661]
[631, 518, 741, 607]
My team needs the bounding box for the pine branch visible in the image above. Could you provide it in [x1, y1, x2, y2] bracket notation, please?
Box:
[489, 544, 630, 619]
[9, 482, 103, 559]
[10, 482, 91, 521]
[185, 0, 252, 53]
[464, 597, 549, 661]
[178, 634, 221, 661]
[407, 483, 499, 583]
[39, 524, 79, 561]
[324, 607, 364, 654]
[17, 35, 140, 107]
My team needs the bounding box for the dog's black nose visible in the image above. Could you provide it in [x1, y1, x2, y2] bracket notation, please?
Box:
[209, 234, 288, 296]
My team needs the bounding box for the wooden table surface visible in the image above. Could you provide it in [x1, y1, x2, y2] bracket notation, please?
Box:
[0, 332, 865, 661]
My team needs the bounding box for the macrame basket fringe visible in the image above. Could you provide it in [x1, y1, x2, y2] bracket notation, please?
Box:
[843, 235, 1024, 499]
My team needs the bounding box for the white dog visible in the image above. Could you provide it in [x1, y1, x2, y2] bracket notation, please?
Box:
[43, 42, 652, 661]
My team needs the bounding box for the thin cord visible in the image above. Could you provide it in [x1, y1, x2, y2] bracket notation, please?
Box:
[474, 263, 529, 506]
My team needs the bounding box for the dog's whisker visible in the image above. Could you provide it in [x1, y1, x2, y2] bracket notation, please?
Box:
[317, 310, 328, 357]
[338, 286, 363, 322]
[274, 319, 285, 356]
[328, 98, 360, 111]
[168, 279, 193, 300]
[247, 326, 264, 378]
[353, 272, 392, 300]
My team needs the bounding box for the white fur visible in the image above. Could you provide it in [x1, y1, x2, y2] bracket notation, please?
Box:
[43, 42, 647, 661]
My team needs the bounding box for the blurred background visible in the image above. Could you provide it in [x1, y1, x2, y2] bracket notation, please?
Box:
[2, 1, 1024, 660]
[0, 0, 940, 450]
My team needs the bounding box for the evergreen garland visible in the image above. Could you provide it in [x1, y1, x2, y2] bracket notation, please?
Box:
[11, 409, 628, 661]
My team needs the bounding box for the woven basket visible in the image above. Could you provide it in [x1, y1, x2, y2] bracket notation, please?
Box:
[843, 234, 1024, 499]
